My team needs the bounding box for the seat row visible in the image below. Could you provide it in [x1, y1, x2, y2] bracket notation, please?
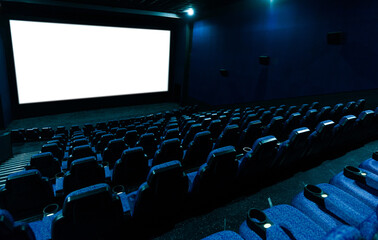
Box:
[201, 152, 378, 240]
[1, 150, 377, 240]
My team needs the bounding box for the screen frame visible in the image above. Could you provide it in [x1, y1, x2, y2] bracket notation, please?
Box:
[1, 1, 182, 118]
[9, 19, 172, 105]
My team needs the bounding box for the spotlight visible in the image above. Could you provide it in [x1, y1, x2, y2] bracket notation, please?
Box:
[185, 7, 195, 16]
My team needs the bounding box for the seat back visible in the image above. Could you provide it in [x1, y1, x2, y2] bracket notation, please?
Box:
[182, 131, 212, 169]
[136, 133, 157, 158]
[152, 138, 183, 166]
[112, 147, 149, 188]
[213, 124, 239, 149]
[102, 139, 128, 168]
[30, 152, 61, 179]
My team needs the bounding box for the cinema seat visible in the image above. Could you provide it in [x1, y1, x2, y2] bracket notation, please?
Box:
[300, 109, 318, 130]
[0, 209, 36, 240]
[274, 127, 311, 169]
[262, 116, 284, 140]
[126, 160, 188, 226]
[213, 124, 239, 149]
[61, 157, 106, 196]
[240, 113, 258, 130]
[95, 122, 107, 131]
[310, 101, 320, 110]
[91, 130, 107, 147]
[161, 128, 180, 142]
[239, 205, 326, 240]
[207, 119, 223, 141]
[41, 143, 64, 162]
[359, 152, 378, 175]
[284, 106, 298, 118]
[329, 103, 344, 122]
[273, 107, 285, 117]
[95, 134, 115, 153]
[182, 131, 213, 170]
[51, 183, 124, 240]
[68, 138, 88, 155]
[114, 128, 127, 139]
[135, 133, 158, 159]
[259, 111, 272, 125]
[55, 126, 68, 137]
[201, 231, 244, 240]
[112, 147, 149, 190]
[237, 120, 262, 152]
[282, 112, 301, 138]
[67, 145, 96, 169]
[25, 128, 40, 142]
[28, 152, 61, 179]
[41, 127, 54, 141]
[150, 138, 183, 167]
[331, 115, 357, 149]
[354, 110, 375, 142]
[305, 120, 335, 160]
[11, 129, 25, 142]
[181, 123, 202, 149]
[188, 146, 238, 202]
[298, 103, 310, 115]
[237, 136, 278, 184]
[355, 99, 366, 115]
[102, 139, 128, 168]
[315, 106, 332, 123]
[291, 183, 378, 239]
[123, 130, 139, 147]
[330, 166, 378, 209]
[0, 170, 54, 219]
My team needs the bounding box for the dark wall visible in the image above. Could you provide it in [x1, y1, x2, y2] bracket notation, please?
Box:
[0, 24, 12, 128]
[188, 0, 378, 106]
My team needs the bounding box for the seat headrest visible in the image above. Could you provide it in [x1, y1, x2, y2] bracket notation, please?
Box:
[288, 127, 311, 143]
[147, 160, 185, 187]
[252, 136, 278, 151]
[6, 170, 43, 192]
[206, 146, 236, 167]
[315, 120, 335, 133]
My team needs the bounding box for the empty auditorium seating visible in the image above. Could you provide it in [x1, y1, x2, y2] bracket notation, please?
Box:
[112, 147, 149, 190]
[182, 131, 213, 170]
[41, 143, 64, 162]
[0, 170, 54, 219]
[188, 146, 238, 203]
[150, 138, 183, 167]
[213, 124, 239, 149]
[305, 120, 335, 160]
[58, 157, 106, 196]
[51, 183, 124, 240]
[67, 145, 96, 169]
[359, 152, 378, 175]
[27, 152, 61, 179]
[95, 133, 115, 153]
[126, 160, 188, 226]
[135, 133, 158, 159]
[262, 116, 284, 140]
[237, 136, 278, 184]
[0, 209, 36, 240]
[237, 120, 262, 152]
[102, 138, 128, 168]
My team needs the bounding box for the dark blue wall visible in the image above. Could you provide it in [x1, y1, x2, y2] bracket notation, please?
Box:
[0, 30, 12, 128]
[188, 0, 378, 105]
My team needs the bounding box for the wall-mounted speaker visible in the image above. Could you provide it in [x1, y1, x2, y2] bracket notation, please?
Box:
[327, 31, 345, 45]
[259, 56, 270, 65]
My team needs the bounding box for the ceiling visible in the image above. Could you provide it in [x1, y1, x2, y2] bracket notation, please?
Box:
[55, 0, 239, 17]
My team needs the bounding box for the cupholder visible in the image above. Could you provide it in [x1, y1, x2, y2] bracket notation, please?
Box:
[243, 147, 252, 153]
[344, 165, 366, 183]
[43, 203, 59, 217]
[55, 172, 64, 179]
[304, 184, 327, 205]
[112, 185, 125, 195]
[246, 208, 272, 239]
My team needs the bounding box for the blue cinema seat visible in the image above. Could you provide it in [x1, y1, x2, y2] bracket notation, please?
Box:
[237, 136, 278, 184]
[150, 138, 183, 167]
[359, 152, 378, 175]
[66, 145, 96, 169]
[135, 133, 158, 159]
[305, 120, 335, 160]
[206, 119, 223, 141]
[102, 138, 128, 168]
[330, 166, 378, 209]
[58, 157, 106, 196]
[315, 106, 332, 123]
[261, 116, 284, 141]
[354, 110, 375, 142]
[329, 103, 344, 122]
[274, 127, 311, 169]
[95, 134, 115, 154]
[0, 170, 54, 220]
[0, 209, 36, 240]
[291, 183, 378, 239]
[300, 109, 318, 130]
[282, 112, 302, 139]
[188, 146, 238, 202]
[51, 183, 125, 240]
[239, 204, 326, 240]
[126, 160, 189, 226]
[123, 130, 139, 148]
[201, 231, 244, 240]
[331, 115, 357, 150]
[41, 143, 64, 162]
[28, 152, 61, 179]
[181, 123, 202, 149]
[213, 124, 239, 149]
[237, 120, 262, 152]
[182, 131, 213, 170]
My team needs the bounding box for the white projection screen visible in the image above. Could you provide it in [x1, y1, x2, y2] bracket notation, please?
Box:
[9, 20, 171, 104]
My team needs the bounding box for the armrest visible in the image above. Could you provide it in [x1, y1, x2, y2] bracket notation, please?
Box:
[53, 177, 64, 197]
